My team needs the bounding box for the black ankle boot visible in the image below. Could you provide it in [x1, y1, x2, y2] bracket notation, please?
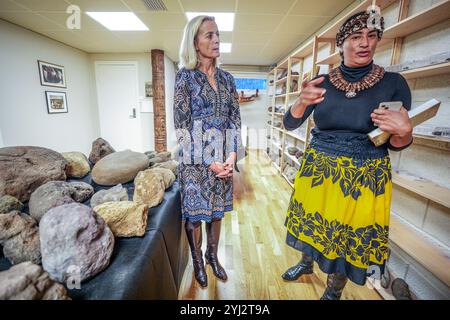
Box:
[185, 220, 208, 287]
[320, 273, 348, 300]
[282, 253, 314, 281]
[205, 219, 228, 281]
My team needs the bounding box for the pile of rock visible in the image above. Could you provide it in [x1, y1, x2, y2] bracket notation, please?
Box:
[283, 164, 298, 184]
[0, 138, 180, 299]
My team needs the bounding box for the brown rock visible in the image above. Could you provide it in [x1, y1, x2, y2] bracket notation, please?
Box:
[0, 146, 67, 202]
[92, 150, 150, 186]
[94, 201, 148, 237]
[152, 160, 178, 175]
[0, 211, 41, 265]
[149, 168, 176, 189]
[133, 170, 165, 208]
[88, 138, 115, 164]
[62, 152, 90, 178]
[0, 195, 23, 214]
[0, 262, 70, 300]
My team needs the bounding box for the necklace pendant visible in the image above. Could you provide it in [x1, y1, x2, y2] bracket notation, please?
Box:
[346, 91, 356, 98]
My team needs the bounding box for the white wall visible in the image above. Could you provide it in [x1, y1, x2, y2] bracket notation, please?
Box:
[164, 55, 177, 151]
[0, 20, 99, 155]
[89, 53, 154, 152]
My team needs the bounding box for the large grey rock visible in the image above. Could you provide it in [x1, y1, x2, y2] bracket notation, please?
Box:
[93, 201, 148, 237]
[144, 151, 157, 159]
[88, 138, 115, 165]
[0, 262, 70, 300]
[0, 211, 41, 265]
[149, 168, 176, 189]
[0, 195, 23, 214]
[40, 203, 114, 283]
[0, 146, 67, 202]
[152, 160, 178, 176]
[92, 150, 150, 186]
[29, 181, 94, 222]
[62, 152, 90, 178]
[133, 170, 165, 208]
[90, 184, 129, 208]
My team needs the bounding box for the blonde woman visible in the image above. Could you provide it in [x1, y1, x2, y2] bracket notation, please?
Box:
[174, 16, 242, 287]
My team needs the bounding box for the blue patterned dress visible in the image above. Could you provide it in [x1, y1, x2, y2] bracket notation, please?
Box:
[174, 67, 242, 222]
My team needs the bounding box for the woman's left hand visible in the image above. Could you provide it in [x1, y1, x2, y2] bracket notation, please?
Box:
[371, 107, 413, 138]
[216, 152, 236, 178]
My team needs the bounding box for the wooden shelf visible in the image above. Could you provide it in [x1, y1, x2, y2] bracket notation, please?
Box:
[318, 0, 396, 40]
[284, 151, 301, 166]
[278, 58, 289, 68]
[275, 77, 288, 84]
[317, 51, 340, 66]
[271, 140, 283, 151]
[275, 94, 286, 98]
[389, 214, 450, 287]
[272, 126, 284, 133]
[285, 131, 305, 142]
[273, 112, 284, 116]
[383, 1, 450, 39]
[272, 161, 281, 173]
[401, 62, 450, 80]
[282, 173, 294, 188]
[412, 134, 450, 152]
[288, 90, 301, 97]
[392, 170, 450, 209]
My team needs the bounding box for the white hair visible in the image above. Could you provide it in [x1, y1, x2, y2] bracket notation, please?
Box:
[178, 15, 218, 70]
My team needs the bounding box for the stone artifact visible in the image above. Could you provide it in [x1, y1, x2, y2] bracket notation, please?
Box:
[90, 184, 129, 208]
[29, 181, 94, 222]
[149, 167, 176, 189]
[94, 201, 148, 237]
[0, 195, 23, 214]
[274, 121, 283, 128]
[40, 203, 114, 283]
[391, 278, 413, 300]
[0, 146, 67, 202]
[152, 160, 178, 176]
[288, 146, 300, 156]
[62, 152, 90, 178]
[0, 262, 70, 300]
[92, 150, 150, 186]
[0, 211, 41, 265]
[88, 138, 115, 164]
[149, 151, 172, 166]
[133, 170, 165, 208]
[145, 151, 157, 159]
[295, 150, 304, 159]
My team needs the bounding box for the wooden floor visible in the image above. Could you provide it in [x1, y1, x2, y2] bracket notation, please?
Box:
[178, 149, 382, 300]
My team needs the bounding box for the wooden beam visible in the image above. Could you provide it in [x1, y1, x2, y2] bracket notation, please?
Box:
[151, 49, 167, 152]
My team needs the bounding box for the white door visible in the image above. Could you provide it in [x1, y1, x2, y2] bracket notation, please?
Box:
[95, 61, 143, 152]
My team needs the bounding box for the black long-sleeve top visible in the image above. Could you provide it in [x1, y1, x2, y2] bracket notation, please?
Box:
[283, 61, 412, 151]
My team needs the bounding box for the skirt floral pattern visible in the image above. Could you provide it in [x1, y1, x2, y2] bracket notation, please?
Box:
[285, 130, 392, 285]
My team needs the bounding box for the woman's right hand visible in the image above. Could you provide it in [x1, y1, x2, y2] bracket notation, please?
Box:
[292, 75, 326, 113]
[209, 161, 229, 178]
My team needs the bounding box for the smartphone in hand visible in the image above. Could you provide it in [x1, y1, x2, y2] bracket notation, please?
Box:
[373, 101, 403, 126]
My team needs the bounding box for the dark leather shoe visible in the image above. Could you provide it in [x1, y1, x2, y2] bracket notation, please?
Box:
[282, 254, 314, 281]
[205, 251, 228, 281]
[320, 273, 348, 300]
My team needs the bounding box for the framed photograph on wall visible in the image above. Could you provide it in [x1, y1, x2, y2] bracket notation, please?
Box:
[45, 91, 68, 114]
[38, 60, 66, 88]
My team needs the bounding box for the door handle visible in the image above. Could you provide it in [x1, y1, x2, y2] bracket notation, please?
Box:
[129, 107, 136, 119]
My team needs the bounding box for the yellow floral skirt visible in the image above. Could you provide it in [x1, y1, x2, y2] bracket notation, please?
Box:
[285, 129, 392, 285]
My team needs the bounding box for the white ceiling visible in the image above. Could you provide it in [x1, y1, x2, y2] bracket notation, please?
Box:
[0, 0, 354, 66]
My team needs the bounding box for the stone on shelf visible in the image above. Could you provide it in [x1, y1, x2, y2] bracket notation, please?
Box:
[40, 203, 114, 283]
[88, 138, 115, 165]
[89, 184, 129, 208]
[0, 195, 23, 214]
[62, 152, 90, 178]
[288, 146, 299, 156]
[0, 146, 68, 202]
[152, 160, 178, 176]
[0, 211, 41, 265]
[0, 262, 70, 300]
[92, 150, 150, 186]
[133, 169, 165, 208]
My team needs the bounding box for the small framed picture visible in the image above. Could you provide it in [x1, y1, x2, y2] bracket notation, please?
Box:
[38, 60, 66, 88]
[45, 91, 68, 114]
